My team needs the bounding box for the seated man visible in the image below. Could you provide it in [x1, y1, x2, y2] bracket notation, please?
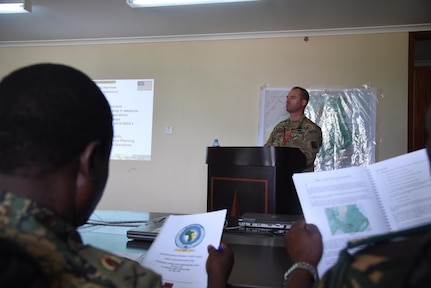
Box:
[283, 107, 431, 288]
[0, 63, 233, 287]
[0, 237, 48, 287]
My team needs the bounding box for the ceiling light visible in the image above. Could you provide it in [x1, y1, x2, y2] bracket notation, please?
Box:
[127, 0, 257, 8]
[0, 0, 32, 14]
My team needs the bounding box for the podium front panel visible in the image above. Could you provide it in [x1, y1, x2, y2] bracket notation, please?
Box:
[208, 166, 276, 216]
[206, 147, 305, 216]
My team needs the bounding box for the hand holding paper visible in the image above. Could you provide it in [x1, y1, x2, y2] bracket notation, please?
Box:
[141, 209, 227, 288]
[206, 242, 234, 288]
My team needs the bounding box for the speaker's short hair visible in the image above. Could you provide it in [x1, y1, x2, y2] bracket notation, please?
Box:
[292, 86, 310, 104]
[0, 63, 113, 176]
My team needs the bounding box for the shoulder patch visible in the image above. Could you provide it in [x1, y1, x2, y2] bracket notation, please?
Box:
[101, 255, 124, 271]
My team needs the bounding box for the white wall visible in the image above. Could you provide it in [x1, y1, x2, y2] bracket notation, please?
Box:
[0, 32, 408, 213]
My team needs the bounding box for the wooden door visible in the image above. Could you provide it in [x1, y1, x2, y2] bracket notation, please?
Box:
[408, 32, 431, 152]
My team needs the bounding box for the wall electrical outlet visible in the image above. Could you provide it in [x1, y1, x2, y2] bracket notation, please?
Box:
[164, 126, 173, 135]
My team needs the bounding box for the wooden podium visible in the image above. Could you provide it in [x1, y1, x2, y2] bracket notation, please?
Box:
[206, 146, 306, 216]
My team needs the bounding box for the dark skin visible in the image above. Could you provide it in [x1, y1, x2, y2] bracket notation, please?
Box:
[204, 220, 321, 288]
[8, 107, 426, 288]
[283, 219, 323, 288]
[0, 141, 107, 227]
[0, 139, 233, 286]
[206, 243, 234, 288]
[206, 107, 431, 288]
[279, 107, 431, 288]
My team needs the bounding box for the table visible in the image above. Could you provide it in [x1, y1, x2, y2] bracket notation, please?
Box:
[78, 210, 290, 288]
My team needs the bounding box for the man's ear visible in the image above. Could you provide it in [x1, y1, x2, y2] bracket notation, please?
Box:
[73, 140, 105, 226]
[80, 141, 101, 175]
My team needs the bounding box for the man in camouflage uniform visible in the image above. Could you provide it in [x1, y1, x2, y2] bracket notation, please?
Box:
[0, 190, 162, 287]
[0, 64, 233, 287]
[283, 218, 431, 288]
[281, 105, 431, 288]
[264, 87, 322, 172]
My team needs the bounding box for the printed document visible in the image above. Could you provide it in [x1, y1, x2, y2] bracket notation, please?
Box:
[141, 209, 226, 288]
[293, 149, 431, 276]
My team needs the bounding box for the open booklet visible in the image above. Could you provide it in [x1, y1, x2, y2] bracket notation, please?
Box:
[293, 148, 431, 277]
[140, 209, 226, 288]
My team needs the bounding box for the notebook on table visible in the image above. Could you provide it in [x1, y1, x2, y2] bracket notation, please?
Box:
[126, 215, 168, 241]
[237, 213, 301, 230]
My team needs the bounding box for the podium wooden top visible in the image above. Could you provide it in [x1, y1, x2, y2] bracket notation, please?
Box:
[206, 146, 305, 168]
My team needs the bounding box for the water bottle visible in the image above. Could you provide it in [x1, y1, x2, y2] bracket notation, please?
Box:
[212, 138, 220, 147]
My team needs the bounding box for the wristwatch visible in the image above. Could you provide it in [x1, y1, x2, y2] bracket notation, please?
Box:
[283, 261, 318, 285]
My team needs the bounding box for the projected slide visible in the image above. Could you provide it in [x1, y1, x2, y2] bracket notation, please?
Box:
[94, 79, 154, 161]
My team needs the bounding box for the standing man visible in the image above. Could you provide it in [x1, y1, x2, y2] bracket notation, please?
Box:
[265, 87, 322, 172]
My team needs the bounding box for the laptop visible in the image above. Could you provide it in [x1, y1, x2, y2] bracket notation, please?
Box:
[237, 213, 301, 230]
[126, 215, 168, 241]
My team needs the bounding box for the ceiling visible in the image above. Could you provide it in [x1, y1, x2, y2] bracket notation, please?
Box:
[1, 0, 431, 45]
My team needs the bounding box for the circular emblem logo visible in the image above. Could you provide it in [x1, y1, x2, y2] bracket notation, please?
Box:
[175, 224, 205, 249]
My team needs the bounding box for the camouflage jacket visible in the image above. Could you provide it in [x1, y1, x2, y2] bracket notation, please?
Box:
[0, 190, 162, 288]
[316, 223, 431, 288]
[264, 116, 322, 172]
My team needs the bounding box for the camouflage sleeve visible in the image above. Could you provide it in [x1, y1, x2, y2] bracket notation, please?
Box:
[263, 129, 274, 146]
[299, 122, 322, 170]
[312, 224, 431, 288]
[78, 246, 162, 288]
[264, 122, 284, 146]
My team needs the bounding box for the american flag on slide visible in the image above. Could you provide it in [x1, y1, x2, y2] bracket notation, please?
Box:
[137, 80, 152, 91]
